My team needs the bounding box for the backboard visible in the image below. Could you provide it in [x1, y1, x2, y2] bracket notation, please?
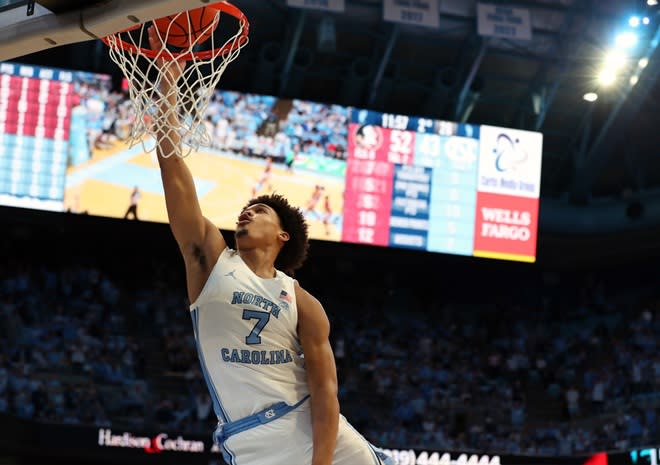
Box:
[0, 1, 52, 29]
[0, 0, 215, 61]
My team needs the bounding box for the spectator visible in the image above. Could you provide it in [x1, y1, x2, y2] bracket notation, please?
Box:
[565, 385, 580, 419]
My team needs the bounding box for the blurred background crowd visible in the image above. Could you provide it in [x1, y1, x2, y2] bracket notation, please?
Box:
[75, 85, 349, 165]
[1, 233, 658, 457]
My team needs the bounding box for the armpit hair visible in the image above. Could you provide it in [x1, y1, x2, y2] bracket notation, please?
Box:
[192, 243, 207, 268]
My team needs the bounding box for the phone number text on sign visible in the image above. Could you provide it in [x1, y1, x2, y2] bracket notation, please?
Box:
[382, 450, 501, 465]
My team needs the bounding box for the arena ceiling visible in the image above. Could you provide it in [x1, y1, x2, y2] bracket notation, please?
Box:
[9, 0, 660, 207]
[234, 0, 660, 206]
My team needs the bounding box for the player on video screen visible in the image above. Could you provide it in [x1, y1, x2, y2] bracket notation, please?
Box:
[251, 156, 273, 198]
[284, 143, 298, 172]
[304, 184, 325, 219]
[322, 195, 333, 236]
[123, 186, 141, 220]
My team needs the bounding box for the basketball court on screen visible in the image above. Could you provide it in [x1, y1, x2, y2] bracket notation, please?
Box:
[64, 141, 345, 241]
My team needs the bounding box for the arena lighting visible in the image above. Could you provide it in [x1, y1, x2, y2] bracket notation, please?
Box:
[639, 57, 649, 68]
[595, 48, 631, 90]
[604, 49, 628, 69]
[630, 74, 640, 85]
[615, 31, 639, 49]
[629, 16, 641, 27]
[648, 0, 658, 6]
[583, 92, 598, 102]
[643, 17, 650, 25]
[598, 68, 618, 86]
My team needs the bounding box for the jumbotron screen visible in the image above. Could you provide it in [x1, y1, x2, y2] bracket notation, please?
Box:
[0, 62, 543, 262]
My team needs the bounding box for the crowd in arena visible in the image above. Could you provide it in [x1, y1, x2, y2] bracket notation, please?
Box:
[1, 243, 659, 457]
[73, 83, 349, 166]
[203, 92, 348, 162]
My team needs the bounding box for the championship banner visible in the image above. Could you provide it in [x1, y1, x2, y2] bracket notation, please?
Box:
[383, 0, 440, 29]
[286, 0, 345, 13]
[477, 3, 533, 41]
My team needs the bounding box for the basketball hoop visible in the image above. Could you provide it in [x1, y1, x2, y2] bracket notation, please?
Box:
[102, 1, 249, 158]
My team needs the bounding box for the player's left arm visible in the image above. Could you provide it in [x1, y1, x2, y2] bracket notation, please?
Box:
[295, 281, 339, 465]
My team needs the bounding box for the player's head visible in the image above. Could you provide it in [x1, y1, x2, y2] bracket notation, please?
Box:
[238, 194, 309, 274]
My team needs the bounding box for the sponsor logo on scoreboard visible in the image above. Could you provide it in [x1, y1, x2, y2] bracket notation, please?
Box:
[477, 125, 543, 198]
[354, 123, 385, 151]
[473, 192, 539, 261]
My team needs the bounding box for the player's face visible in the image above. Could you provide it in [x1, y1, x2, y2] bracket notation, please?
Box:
[235, 203, 288, 247]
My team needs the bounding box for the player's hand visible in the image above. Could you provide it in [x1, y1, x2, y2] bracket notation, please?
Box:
[147, 25, 186, 93]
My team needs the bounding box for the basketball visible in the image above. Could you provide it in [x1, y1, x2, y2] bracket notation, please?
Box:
[154, 7, 219, 49]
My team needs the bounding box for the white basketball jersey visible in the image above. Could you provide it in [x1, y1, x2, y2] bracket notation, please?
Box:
[189, 247, 310, 423]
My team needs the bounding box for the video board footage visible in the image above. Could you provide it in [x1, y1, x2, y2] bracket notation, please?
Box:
[0, 62, 543, 262]
[63, 89, 349, 241]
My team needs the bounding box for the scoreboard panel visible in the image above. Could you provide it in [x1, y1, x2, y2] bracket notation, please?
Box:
[342, 109, 543, 263]
[390, 164, 431, 249]
[342, 158, 394, 246]
[0, 62, 110, 211]
[0, 63, 73, 210]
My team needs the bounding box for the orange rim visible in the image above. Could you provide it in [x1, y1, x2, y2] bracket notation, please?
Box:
[101, 1, 249, 61]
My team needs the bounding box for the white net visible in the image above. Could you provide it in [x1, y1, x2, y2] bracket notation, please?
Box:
[103, 3, 249, 158]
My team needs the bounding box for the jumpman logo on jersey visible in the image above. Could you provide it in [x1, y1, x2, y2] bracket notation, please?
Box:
[224, 269, 237, 280]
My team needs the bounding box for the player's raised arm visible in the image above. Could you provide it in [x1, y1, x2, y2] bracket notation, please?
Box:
[148, 27, 225, 295]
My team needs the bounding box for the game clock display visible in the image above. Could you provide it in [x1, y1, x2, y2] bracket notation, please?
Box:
[342, 109, 543, 263]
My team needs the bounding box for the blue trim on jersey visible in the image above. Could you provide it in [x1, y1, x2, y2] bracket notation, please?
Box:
[342, 417, 385, 465]
[221, 443, 238, 465]
[215, 395, 310, 443]
[190, 307, 230, 423]
[370, 445, 396, 465]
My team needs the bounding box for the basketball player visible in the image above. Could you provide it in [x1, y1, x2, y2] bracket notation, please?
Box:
[322, 195, 333, 236]
[147, 27, 394, 465]
[303, 184, 325, 219]
[251, 155, 273, 198]
[123, 186, 141, 220]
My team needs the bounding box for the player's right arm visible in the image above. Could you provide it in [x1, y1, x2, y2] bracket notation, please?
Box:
[149, 26, 225, 301]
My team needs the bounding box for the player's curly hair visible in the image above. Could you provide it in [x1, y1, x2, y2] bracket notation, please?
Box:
[243, 194, 310, 275]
